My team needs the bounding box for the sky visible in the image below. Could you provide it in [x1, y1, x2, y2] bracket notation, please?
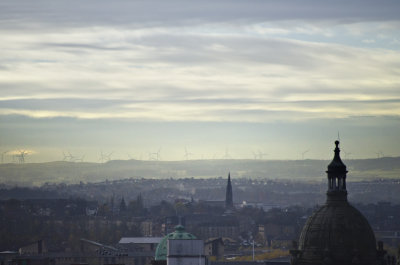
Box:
[0, 0, 400, 162]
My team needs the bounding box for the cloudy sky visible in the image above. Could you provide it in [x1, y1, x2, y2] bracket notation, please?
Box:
[1, 0, 400, 162]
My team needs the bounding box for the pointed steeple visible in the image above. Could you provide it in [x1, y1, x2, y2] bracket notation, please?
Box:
[225, 172, 233, 209]
[120, 196, 127, 212]
[326, 141, 348, 203]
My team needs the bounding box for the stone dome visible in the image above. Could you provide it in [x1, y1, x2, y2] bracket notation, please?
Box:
[154, 225, 197, 261]
[297, 202, 377, 265]
[291, 141, 380, 265]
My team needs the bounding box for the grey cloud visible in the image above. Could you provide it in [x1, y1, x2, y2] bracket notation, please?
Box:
[0, 2, 398, 123]
[41, 43, 129, 51]
[116, 34, 320, 69]
[31, 34, 319, 69]
[0, 98, 130, 111]
[2, 97, 399, 116]
[1, 0, 399, 30]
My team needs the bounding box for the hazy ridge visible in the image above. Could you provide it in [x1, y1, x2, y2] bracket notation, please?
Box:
[1, 157, 399, 187]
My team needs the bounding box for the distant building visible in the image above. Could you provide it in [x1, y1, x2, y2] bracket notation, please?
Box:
[0, 251, 18, 265]
[153, 225, 208, 265]
[79, 238, 119, 253]
[211, 261, 290, 265]
[141, 220, 155, 236]
[204, 237, 224, 259]
[185, 173, 246, 241]
[258, 223, 296, 247]
[374, 230, 400, 247]
[162, 216, 185, 235]
[118, 237, 163, 252]
[154, 225, 198, 264]
[12, 238, 154, 265]
[240, 201, 280, 212]
[198, 200, 225, 208]
[167, 239, 206, 265]
[198, 224, 239, 240]
[199, 173, 236, 210]
[19, 240, 47, 255]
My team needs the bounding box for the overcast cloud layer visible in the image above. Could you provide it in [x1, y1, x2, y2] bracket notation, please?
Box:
[0, 1, 399, 162]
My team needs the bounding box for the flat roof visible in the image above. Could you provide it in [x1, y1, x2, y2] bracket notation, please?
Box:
[119, 237, 163, 244]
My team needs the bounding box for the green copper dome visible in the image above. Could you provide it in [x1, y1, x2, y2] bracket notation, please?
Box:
[154, 225, 197, 261]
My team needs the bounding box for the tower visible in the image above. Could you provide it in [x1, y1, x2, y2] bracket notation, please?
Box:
[326, 140, 348, 203]
[291, 141, 384, 265]
[225, 172, 233, 209]
[154, 225, 204, 265]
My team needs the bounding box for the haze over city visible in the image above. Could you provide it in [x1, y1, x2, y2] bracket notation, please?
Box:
[1, 0, 400, 163]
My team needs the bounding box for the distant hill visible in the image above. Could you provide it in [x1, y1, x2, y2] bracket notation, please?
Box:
[0, 157, 400, 186]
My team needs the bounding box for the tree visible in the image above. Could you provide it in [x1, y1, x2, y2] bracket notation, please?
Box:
[128, 194, 146, 216]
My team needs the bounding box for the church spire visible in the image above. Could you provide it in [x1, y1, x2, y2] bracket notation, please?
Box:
[326, 140, 348, 203]
[225, 172, 233, 209]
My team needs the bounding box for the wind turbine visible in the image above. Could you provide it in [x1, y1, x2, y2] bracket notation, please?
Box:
[127, 153, 136, 160]
[375, 150, 384, 158]
[149, 148, 161, 161]
[62, 151, 70, 161]
[16, 150, 29, 163]
[343, 151, 352, 159]
[223, 148, 231, 159]
[155, 148, 161, 161]
[1, 150, 9, 163]
[184, 147, 194, 160]
[76, 154, 85, 162]
[106, 152, 113, 162]
[148, 152, 154, 161]
[258, 150, 268, 160]
[69, 152, 77, 162]
[63, 151, 77, 162]
[99, 151, 113, 163]
[302, 150, 309, 160]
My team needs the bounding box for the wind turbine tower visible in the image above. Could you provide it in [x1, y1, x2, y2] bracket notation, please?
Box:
[302, 150, 309, 160]
[184, 147, 194, 160]
[149, 148, 161, 161]
[99, 151, 113, 163]
[16, 150, 29, 163]
[223, 148, 231, 159]
[1, 150, 9, 164]
[155, 148, 161, 161]
[258, 150, 268, 160]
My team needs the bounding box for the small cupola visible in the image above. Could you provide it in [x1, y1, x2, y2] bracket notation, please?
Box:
[326, 140, 348, 202]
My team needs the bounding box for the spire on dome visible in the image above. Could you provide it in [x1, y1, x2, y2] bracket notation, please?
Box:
[326, 141, 348, 203]
[327, 140, 346, 171]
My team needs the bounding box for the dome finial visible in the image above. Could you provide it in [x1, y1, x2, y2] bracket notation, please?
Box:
[333, 140, 341, 160]
[328, 139, 346, 172]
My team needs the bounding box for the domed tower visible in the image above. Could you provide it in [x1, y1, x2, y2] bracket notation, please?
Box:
[291, 141, 383, 265]
[154, 225, 197, 263]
